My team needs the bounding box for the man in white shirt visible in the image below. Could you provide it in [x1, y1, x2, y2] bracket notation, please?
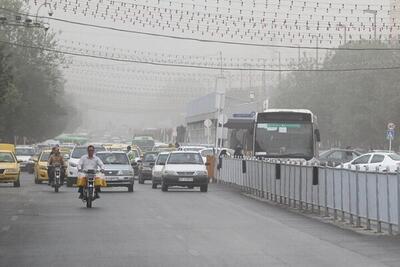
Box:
[77, 145, 105, 199]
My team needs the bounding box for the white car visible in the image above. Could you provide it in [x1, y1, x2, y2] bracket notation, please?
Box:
[341, 152, 400, 172]
[15, 146, 35, 171]
[161, 151, 209, 192]
[151, 152, 170, 189]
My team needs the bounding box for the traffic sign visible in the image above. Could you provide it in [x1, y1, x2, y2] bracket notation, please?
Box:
[204, 119, 212, 128]
[387, 129, 395, 140]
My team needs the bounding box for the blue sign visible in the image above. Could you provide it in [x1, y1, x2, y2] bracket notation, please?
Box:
[387, 129, 395, 140]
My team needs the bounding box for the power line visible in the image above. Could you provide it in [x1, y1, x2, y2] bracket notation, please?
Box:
[2, 7, 400, 51]
[3, 40, 400, 72]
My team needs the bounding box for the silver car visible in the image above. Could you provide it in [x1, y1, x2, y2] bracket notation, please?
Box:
[96, 151, 134, 192]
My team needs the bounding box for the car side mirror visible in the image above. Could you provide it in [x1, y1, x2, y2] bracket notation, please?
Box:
[314, 129, 321, 142]
[63, 154, 70, 160]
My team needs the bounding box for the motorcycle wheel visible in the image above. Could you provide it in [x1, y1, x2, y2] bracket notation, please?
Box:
[54, 184, 59, 193]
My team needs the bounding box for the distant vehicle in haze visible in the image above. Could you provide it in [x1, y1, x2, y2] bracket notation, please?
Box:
[138, 151, 158, 184]
[151, 152, 170, 189]
[341, 152, 400, 172]
[319, 149, 362, 167]
[66, 145, 106, 187]
[152, 143, 177, 153]
[161, 151, 209, 192]
[15, 146, 35, 171]
[132, 136, 155, 153]
[96, 151, 134, 192]
[253, 109, 320, 161]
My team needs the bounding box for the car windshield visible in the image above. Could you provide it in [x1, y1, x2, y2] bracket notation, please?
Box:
[97, 153, 129, 164]
[156, 154, 169, 165]
[16, 148, 35, 156]
[40, 152, 51, 162]
[389, 154, 400, 161]
[71, 148, 87, 158]
[0, 152, 16, 163]
[255, 122, 313, 159]
[167, 153, 204, 164]
[144, 153, 158, 162]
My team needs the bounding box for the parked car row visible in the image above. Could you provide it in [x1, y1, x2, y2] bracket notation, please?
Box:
[320, 148, 400, 173]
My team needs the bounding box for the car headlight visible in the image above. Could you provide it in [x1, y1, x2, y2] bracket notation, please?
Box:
[163, 170, 178, 176]
[195, 170, 208, 176]
[69, 162, 77, 168]
[6, 168, 19, 173]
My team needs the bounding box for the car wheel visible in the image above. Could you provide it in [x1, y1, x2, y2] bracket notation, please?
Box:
[14, 180, 20, 188]
[161, 182, 168, 192]
[200, 185, 208, 192]
[152, 183, 157, 189]
[128, 184, 134, 192]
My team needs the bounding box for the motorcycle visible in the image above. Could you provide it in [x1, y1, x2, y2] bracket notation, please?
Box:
[81, 169, 98, 208]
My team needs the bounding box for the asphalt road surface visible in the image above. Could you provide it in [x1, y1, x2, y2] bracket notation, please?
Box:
[1, 173, 400, 267]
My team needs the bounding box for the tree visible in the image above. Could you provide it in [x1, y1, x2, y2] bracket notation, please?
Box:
[270, 41, 400, 150]
[0, 0, 77, 143]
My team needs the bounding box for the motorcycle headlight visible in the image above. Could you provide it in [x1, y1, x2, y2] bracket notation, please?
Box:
[195, 170, 208, 176]
[6, 168, 19, 173]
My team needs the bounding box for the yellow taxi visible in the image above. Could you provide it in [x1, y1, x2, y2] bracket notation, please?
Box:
[34, 148, 69, 184]
[34, 149, 52, 184]
[0, 144, 21, 187]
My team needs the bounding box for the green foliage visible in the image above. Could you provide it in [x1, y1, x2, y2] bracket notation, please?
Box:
[0, 0, 75, 143]
[270, 41, 400, 150]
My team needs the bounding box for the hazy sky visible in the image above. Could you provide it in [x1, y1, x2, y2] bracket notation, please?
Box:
[22, 0, 394, 132]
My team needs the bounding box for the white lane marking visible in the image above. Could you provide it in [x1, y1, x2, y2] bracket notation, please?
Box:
[1, 226, 10, 232]
[188, 249, 200, 256]
[10, 216, 18, 221]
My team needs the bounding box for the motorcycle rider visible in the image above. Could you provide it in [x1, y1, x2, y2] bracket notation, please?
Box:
[77, 145, 105, 199]
[47, 146, 65, 186]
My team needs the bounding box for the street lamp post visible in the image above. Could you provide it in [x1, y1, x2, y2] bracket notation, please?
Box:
[363, 9, 378, 41]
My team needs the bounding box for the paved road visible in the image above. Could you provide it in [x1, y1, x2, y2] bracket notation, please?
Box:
[1, 173, 400, 267]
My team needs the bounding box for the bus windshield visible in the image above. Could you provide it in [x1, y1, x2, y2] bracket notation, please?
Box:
[254, 122, 314, 159]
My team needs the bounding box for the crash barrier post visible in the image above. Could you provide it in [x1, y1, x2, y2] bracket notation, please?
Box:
[218, 157, 400, 234]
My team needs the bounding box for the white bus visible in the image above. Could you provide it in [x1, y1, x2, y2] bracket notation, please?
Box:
[253, 109, 320, 161]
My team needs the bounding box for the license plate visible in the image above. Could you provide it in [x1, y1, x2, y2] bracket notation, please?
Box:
[179, 178, 193, 182]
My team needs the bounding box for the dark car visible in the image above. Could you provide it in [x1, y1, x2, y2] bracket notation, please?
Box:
[319, 149, 362, 167]
[138, 152, 158, 184]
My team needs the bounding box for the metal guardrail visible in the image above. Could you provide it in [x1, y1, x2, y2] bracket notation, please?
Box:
[216, 157, 400, 234]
